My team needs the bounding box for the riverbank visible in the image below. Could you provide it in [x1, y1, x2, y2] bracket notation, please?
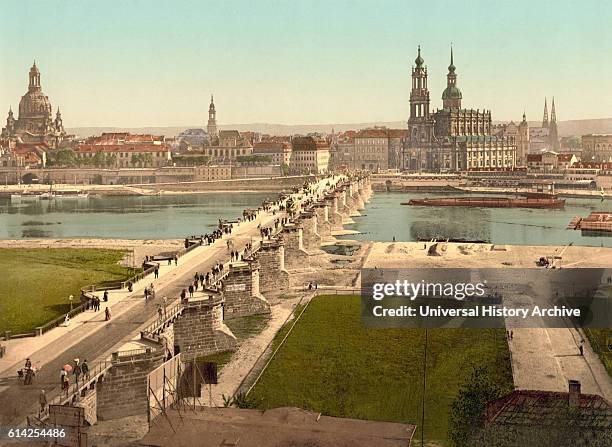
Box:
[0, 174, 314, 197]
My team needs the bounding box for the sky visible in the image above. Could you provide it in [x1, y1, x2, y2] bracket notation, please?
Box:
[1, 0, 611, 127]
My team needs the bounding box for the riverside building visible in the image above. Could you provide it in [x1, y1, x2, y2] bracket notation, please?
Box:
[403, 47, 517, 172]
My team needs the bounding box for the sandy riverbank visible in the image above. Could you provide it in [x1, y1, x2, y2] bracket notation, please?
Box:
[364, 241, 612, 269]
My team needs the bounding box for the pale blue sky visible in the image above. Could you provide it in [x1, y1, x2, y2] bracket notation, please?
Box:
[1, 0, 611, 127]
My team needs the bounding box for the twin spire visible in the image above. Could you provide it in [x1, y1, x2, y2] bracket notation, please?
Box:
[542, 97, 557, 128]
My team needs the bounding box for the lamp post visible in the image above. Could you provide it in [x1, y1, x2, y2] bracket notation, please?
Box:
[69, 294, 74, 312]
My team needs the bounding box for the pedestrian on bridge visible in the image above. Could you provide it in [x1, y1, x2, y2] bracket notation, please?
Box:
[81, 359, 89, 381]
[73, 360, 81, 385]
[158, 305, 163, 321]
[188, 285, 194, 297]
[105, 307, 111, 321]
[39, 390, 47, 417]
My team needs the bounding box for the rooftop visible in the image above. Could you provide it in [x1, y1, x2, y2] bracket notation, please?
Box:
[139, 407, 416, 447]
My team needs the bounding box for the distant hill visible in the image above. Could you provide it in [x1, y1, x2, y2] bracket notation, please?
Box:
[67, 118, 612, 139]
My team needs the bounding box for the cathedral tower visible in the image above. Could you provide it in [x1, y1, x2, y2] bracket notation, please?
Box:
[207, 94, 218, 138]
[549, 97, 559, 150]
[442, 46, 462, 109]
[407, 46, 434, 143]
[542, 98, 549, 128]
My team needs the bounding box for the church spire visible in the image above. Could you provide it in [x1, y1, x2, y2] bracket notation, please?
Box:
[542, 98, 549, 128]
[207, 93, 218, 138]
[551, 97, 556, 123]
[442, 44, 461, 109]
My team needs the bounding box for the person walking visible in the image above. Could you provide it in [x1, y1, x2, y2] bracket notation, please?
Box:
[180, 289, 187, 301]
[188, 284, 194, 298]
[154, 266, 159, 279]
[73, 360, 81, 385]
[39, 390, 47, 417]
[157, 305, 163, 321]
[61, 369, 69, 395]
[174, 254, 178, 266]
[81, 359, 89, 381]
[105, 307, 111, 321]
[103, 290, 108, 302]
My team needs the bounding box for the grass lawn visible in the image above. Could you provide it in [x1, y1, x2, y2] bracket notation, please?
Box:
[248, 295, 513, 445]
[585, 328, 612, 377]
[0, 248, 134, 334]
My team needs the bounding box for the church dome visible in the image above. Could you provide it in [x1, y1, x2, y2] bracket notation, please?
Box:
[19, 91, 52, 119]
[442, 85, 462, 100]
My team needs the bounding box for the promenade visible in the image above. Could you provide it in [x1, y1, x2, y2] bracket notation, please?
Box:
[0, 176, 341, 426]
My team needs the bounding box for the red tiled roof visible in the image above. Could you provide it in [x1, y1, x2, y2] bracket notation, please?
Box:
[356, 129, 389, 138]
[86, 133, 165, 145]
[575, 162, 612, 170]
[486, 389, 612, 428]
[253, 142, 291, 153]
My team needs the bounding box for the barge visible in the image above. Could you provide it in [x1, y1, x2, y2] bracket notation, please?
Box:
[567, 212, 612, 235]
[403, 196, 565, 209]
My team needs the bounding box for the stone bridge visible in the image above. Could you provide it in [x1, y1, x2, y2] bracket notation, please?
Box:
[29, 175, 372, 429]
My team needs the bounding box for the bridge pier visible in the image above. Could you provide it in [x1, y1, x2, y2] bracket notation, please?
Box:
[324, 195, 343, 229]
[97, 348, 165, 420]
[173, 293, 237, 361]
[256, 239, 290, 294]
[222, 261, 270, 318]
[313, 202, 332, 237]
[280, 223, 310, 269]
[299, 211, 322, 251]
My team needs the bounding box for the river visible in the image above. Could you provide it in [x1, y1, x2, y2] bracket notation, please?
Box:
[338, 192, 612, 247]
[0, 193, 273, 239]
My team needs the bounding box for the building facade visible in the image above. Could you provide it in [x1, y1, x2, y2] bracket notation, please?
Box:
[582, 134, 612, 163]
[252, 141, 292, 166]
[1, 62, 66, 148]
[290, 136, 329, 174]
[74, 133, 171, 168]
[403, 47, 516, 172]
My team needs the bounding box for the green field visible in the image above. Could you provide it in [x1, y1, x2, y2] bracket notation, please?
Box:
[585, 328, 612, 377]
[0, 248, 134, 334]
[249, 295, 513, 445]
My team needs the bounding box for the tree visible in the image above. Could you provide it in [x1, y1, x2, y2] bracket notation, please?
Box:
[50, 149, 78, 167]
[448, 366, 510, 446]
[281, 163, 290, 176]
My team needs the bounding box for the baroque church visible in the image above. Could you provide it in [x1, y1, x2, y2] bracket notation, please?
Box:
[403, 47, 517, 171]
[1, 62, 66, 148]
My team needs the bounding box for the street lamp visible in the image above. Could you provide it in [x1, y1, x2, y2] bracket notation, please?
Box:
[69, 294, 74, 312]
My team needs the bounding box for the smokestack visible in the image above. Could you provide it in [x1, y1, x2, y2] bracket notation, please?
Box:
[568, 379, 581, 407]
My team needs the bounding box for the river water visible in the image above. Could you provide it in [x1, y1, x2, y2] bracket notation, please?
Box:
[2, 191, 611, 246]
[0, 193, 273, 240]
[339, 192, 612, 247]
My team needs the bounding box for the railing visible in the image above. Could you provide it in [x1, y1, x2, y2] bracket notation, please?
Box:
[141, 302, 184, 336]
